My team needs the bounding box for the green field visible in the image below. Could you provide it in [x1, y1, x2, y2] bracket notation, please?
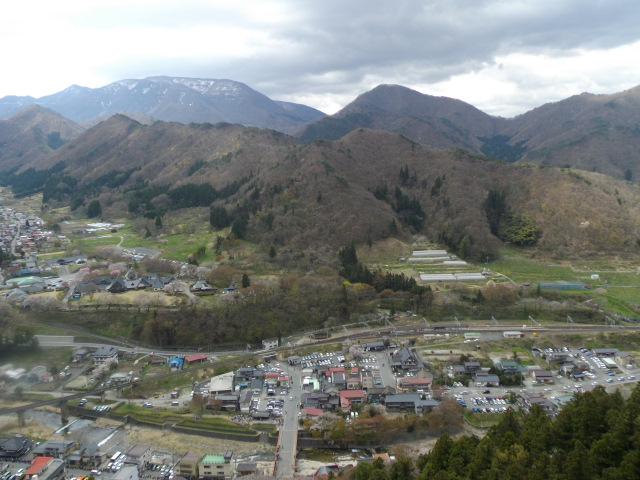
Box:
[111, 403, 258, 435]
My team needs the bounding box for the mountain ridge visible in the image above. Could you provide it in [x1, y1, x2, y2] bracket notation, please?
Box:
[0, 76, 326, 133]
[296, 83, 640, 180]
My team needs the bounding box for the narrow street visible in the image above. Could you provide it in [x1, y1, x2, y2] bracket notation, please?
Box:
[274, 364, 302, 478]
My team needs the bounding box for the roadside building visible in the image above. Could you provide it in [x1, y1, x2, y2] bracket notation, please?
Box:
[615, 351, 636, 367]
[113, 466, 139, 480]
[169, 357, 184, 370]
[287, 355, 301, 365]
[532, 369, 554, 384]
[262, 338, 278, 350]
[503, 331, 525, 338]
[475, 373, 500, 387]
[24, 457, 65, 480]
[125, 444, 153, 473]
[496, 360, 522, 374]
[185, 354, 208, 365]
[591, 348, 619, 357]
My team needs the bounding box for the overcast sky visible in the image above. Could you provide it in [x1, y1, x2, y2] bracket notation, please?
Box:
[3, 0, 640, 117]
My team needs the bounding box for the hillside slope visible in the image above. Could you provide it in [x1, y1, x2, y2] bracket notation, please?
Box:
[11, 118, 640, 262]
[297, 84, 640, 180]
[0, 105, 85, 171]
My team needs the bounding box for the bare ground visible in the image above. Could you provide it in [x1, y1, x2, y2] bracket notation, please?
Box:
[0, 415, 60, 441]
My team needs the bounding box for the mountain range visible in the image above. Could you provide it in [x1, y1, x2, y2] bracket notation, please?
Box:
[1, 77, 640, 263]
[0, 76, 325, 133]
[2, 78, 639, 181]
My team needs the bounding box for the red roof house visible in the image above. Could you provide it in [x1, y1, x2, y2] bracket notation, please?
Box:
[25, 457, 53, 478]
[184, 353, 207, 364]
[339, 389, 366, 410]
[302, 407, 324, 418]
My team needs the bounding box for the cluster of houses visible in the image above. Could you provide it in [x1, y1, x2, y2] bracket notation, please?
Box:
[0, 364, 56, 384]
[1, 438, 177, 480]
[0, 208, 51, 259]
[197, 346, 441, 420]
[71, 274, 214, 299]
[539, 347, 636, 380]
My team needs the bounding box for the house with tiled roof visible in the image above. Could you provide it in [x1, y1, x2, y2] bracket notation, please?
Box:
[339, 389, 367, 410]
[93, 346, 118, 365]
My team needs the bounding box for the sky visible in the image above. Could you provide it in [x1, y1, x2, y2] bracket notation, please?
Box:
[2, 0, 640, 117]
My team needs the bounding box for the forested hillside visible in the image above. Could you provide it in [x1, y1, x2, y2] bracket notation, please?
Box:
[3, 117, 640, 263]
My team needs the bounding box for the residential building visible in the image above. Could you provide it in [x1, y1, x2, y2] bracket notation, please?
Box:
[384, 393, 439, 414]
[0, 436, 33, 457]
[191, 280, 213, 291]
[262, 338, 278, 350]
[92, 346, 118, 365]
[331, 371, 346, 389]
[32, 440, 77, 459]
[361, 370, 374, 390]
[125, 444, 152, 473]
[496, 360, 522, 374]
[177, 452, 202, 479]
[532, 369, 554, 384]
[339, 389, 367, 410]
[362, 340, 387, 351]
[397, 376, 432, 392]
[209, 394, 240, 411]
[72, 347, 92, 362]
[198, 452, 233, 480]
[66, 442, 105, 468]
[519, 394, 559, 416]
[389, 347, 423, 370]
[346, 372, 362, 390]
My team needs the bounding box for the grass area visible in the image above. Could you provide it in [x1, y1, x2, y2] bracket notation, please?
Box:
[11, 393, 55, 402]
[463, 411, 504, 427]
[111, 403, 258, 434]
[251, 423, 277, 433]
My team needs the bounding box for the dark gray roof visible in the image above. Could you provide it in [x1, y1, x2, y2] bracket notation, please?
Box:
[93, 346, 118, 357]
[384, 393, 421, 403]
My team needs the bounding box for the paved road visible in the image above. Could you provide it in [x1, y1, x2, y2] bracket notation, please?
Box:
[274, 363, 302, 478]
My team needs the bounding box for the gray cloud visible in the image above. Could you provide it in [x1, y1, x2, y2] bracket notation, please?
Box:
[4, 0, 640, 116]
